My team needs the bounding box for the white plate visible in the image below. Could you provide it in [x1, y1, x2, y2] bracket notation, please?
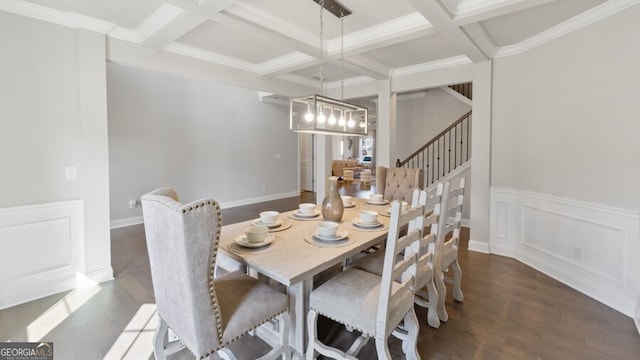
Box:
[343, 202, 356, 208]
[352, 218, 383, 228]
[252, 219, 283, 228]
[292, 210, 320, 218]
[366, 199, 389, 205]
[234, 234, 274, 248]
[313, 230, 349, 242]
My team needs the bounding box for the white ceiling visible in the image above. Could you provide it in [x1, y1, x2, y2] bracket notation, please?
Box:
[4, 0, 629, 93]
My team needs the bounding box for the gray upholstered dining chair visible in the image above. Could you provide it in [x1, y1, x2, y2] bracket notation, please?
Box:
[306, 192, 427, 360]
[141, 187, 291, 360]
[349, 186, 443, 329]
[376, 166, 424, 203]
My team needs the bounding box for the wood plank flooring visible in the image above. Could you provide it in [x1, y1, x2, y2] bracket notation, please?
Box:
[1, 181, 638, 359]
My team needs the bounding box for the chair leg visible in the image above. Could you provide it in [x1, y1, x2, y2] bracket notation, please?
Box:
[435, 271, 448, 322]
[423, 278, 440, 328]
[374, 335, 392, 360]
[257, 312, 292, 360]
[154, 318, 186, 359]
[306, 310, 318, 360]
[402, 309, 421, 360]
[218, 348, 238, 360]
[451, 260, 464, 302]
[153, 318, 169, 360]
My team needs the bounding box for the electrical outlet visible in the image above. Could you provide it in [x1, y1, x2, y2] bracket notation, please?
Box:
[129, 200, 138, 209]
[262, 184, 267, 191]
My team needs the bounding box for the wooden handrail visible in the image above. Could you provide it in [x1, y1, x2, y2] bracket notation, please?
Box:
[397, 110, 472, 167]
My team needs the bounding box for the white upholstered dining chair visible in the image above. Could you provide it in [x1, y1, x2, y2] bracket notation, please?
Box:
[141, 187, 291, 360]
[376, 166, 424, 203]
[349, 186, 443, 329]
[305, 193, 427, 360]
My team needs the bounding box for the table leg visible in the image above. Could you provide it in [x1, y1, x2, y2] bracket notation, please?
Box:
[288, 278, 313, 358]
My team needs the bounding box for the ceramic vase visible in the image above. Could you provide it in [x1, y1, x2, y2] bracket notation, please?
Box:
[322, 176, 344, 222]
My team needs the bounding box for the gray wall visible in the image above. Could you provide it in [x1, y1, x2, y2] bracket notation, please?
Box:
[0, 11, 112, 286]
[396, 88, 471, 162]
[107, 63, 299, 224]
[491, 5, 640, 211]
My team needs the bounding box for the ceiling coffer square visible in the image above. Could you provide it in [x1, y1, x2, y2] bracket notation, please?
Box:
[313, 0, 352, 18]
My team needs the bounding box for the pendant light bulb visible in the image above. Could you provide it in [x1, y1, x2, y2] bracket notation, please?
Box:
[338, 110, 346, 126]
[304, 103, 314, 122]
[328, 108, 337, 125]
[347, 112, 355, 128]
[317, 106, 326, 123]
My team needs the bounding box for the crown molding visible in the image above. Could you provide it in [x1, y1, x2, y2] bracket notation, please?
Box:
[393, 55, 472, 77]
[163, 43, 257, 72]
[326, 12, 434, 55]
[257, 52, 316, 76]
[135, 3, 184, 43]
[0, 0, 117, 33]
[494, 0, 640, 58]
[224, 1, 317, 48]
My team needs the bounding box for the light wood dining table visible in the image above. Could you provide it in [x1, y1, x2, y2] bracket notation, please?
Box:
[217, 197, 393, 358]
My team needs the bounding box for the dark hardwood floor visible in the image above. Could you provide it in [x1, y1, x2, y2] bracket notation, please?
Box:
[1, 180, 638, 359]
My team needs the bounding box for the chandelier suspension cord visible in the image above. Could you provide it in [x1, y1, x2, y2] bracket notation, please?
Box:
[340, 10, 345, 100]
[319, 0, 324, 96]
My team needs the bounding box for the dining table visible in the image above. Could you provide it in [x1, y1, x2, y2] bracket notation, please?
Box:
[217, 197, 394, 358]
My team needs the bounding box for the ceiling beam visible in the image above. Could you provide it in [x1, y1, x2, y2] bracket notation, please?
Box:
[405, 0, 489, 62]
[142, 11, 208, 49]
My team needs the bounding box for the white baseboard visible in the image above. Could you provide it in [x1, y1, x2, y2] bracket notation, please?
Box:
[468, 239, 490, 253]
[218, 191, 301, 209]
[489, 187, 640, 323]
[110, 216, 143, 229]
[110, 191, 302, 229]
[636, 296, 640, 335]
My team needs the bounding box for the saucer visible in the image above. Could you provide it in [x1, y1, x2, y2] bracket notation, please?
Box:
[313, 230, 349, 242]
[234, 234, 274, 248]
[252, 219, 283, 228]
[352, 219, 383, 228]
[342, 202, 356, 208]
[366, 199, 389, 205]
[292, 210, 320, 218]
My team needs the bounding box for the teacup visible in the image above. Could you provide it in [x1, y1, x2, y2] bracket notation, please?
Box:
[244, 225, 268, 243]
[359, 210, 378, 224]
[299, 203, 316, 215]
[369, 194, 383, 203]
[317, 221, 339, 237]
[260, 211, 279, 225]
[341, 196, 352, 206]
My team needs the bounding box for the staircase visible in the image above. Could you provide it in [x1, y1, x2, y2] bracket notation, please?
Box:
[396, 110, 472, 188]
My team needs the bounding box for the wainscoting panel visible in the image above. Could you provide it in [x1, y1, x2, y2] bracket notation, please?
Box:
[490, 188, 639, 320]
[0, 200, 84, 310]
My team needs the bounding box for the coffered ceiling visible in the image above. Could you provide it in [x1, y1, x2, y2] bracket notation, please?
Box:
[4, 0, 633, 94]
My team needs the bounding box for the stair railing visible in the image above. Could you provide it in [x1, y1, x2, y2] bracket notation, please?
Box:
[396, 110, 472, 187]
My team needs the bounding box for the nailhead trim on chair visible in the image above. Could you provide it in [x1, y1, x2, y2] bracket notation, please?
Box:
[311, 306, 414, 338]
[152, 197, 290, 359]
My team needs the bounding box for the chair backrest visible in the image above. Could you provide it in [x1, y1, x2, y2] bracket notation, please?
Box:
[141, 187, 223, 355]
[376, 166, 424, 202]
[433, 178, 465, 269]
[415, 183, 445, 285]
[376, 190, 427, 335]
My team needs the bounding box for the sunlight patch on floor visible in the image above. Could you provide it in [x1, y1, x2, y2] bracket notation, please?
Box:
[26, 284, 101, 342]
[104, 303, 158, 360]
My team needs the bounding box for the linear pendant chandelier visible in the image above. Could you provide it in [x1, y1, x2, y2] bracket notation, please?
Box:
[289, 0, 368, 136]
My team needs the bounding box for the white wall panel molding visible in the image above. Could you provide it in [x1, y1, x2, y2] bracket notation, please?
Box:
[0, 200, 84, 310]
[490, 187, 640, 319]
